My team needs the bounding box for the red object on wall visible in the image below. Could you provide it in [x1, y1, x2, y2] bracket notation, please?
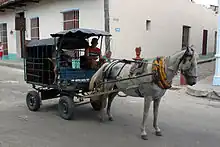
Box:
[180, 73, 186, 85]
[0, 0, 9, 5]
[133, 47, 143, 61]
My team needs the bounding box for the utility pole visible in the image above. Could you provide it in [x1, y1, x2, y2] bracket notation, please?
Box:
[213, 2, 220, 86]
[104, 0, 110, 52]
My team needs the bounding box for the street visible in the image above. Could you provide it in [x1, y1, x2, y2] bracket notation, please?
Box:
[0, 65, 220, 147]
[197, 61, 215, 81]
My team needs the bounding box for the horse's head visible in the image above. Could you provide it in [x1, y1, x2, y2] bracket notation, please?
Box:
[179, 46, 198, 86]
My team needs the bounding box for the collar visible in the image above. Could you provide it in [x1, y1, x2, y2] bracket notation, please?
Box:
[152, 57, 172, 89]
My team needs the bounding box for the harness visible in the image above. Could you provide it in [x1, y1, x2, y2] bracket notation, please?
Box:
[104, 58, 172, 90]
[152, 57, 172, 89]
[97, 47, 196, 92]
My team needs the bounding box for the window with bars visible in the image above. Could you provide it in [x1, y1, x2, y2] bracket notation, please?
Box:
[63, 10, 79, 30]
[31, 17, 39, 40]
[0, 23, 8, 55]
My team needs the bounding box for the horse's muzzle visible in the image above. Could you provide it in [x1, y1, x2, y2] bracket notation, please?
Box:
[188, 81, 196, 86]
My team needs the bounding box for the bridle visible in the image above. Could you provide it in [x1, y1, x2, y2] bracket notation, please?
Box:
[179, 46, 197, 79]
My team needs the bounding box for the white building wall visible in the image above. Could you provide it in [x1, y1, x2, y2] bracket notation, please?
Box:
[0, 0, 104, 58]
[25, 0, 104, 40]
[109, 0, 218, 59]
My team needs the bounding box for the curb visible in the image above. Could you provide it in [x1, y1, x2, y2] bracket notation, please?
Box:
[170, 85, 184, 90]
[197, 57, 216, 64]
[186, 85, 220, 101]
[0, 61, 23, 70]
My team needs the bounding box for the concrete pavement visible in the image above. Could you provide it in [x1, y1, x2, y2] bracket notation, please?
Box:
[186, 75, 220, 100]
[0, 60, 24, 69]
[0, 66, 220, 146]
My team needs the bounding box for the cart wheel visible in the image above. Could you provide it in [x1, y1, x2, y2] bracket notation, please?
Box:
[90, 99, 102, 111]
[58, 96, 74, 120]
[26, 91, 41, 111]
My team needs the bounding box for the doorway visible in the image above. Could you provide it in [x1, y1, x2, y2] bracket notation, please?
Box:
[15, 12, 26, 58]
[202, 30, 208, 55]
[182, 25, 191, 49]
[214, 31, 217, 54]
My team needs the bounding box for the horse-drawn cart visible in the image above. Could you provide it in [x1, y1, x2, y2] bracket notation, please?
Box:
[24, 28, 111, 120]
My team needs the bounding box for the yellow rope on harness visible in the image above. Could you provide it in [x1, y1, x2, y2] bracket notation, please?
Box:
[152, 57, 171, 89]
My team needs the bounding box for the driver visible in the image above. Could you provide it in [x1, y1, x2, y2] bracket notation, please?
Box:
[85, 38, 101, 69]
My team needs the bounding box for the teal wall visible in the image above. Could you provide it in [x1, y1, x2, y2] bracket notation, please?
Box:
[2, 53, 20, 60]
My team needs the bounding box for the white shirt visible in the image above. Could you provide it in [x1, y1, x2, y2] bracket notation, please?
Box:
[0, 45, 3, 52]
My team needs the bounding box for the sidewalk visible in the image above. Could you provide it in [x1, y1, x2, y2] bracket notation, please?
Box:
[0, 60, 24, 69]
[186, 75, 220, 101]
[0, 53, 215, 69]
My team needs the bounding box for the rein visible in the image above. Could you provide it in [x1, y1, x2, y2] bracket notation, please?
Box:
[95, 47, 196, 90]
[96, 72, 154, 88]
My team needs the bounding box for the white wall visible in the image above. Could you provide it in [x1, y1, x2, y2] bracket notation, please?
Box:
[25, 0, 104, 40]
[0, 11, 16, 54]
[109, 0, 218, 59]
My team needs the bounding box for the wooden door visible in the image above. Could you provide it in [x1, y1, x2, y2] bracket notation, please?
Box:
[214, 31, 217, 54]
[182, 26, 191, 49]
[202, 30, 208, 55]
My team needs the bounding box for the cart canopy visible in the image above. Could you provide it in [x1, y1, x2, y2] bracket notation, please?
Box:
[50, 28, 111, 38]
[26, 38, 55, 47]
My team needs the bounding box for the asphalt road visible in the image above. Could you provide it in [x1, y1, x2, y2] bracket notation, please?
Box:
[197, 61, 215, 81]
[0, 66, 220, 147]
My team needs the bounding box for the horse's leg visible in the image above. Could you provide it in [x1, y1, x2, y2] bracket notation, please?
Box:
[99, 80, 108, 122]
[107, 92, 117, 121]
[153, 98, 162, 136]
[99, 96, 107, 122]
[141, 96, 152, 140]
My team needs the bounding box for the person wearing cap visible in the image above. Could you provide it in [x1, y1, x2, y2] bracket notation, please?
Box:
[85, 38, 101, 69]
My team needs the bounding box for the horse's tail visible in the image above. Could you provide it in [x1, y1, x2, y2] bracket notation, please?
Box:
[89, 62, 110, 91]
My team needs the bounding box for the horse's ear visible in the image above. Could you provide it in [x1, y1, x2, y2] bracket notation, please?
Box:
[184, 46, 189, 55]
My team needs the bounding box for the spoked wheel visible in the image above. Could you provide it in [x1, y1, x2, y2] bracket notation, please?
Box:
[58, 96, 75, 120]
[26, 91, 41, 111]
[90, 99, 102, 111]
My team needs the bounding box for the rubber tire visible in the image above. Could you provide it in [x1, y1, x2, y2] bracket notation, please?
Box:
[90, 99, 102, 111]
[26, 91, 41, 111]
[58, 96, 75, 120]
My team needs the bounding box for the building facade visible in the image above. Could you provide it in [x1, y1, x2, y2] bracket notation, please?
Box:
[0, 0, 105, 60]
[109, 0, 218, 59]
[0, 0, 218, 60]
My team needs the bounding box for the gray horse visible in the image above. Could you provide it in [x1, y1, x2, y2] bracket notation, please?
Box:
[89, 47, 198, 140]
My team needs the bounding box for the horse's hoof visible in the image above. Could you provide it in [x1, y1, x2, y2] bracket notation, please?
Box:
[108, 117, 114, 121]
[99, 119, 104, 122]
[99, 117, 105, 122]
[141, 135, 148, 140]
[155, 131, 162, 136]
